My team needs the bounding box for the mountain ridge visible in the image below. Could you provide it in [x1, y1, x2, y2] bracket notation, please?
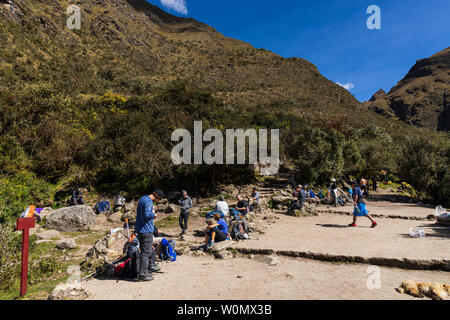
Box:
[365, 47, 450, 131]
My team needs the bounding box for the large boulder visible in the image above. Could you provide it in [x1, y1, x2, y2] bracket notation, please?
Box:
[271, 196, 293, 207]
[46, 206, 96, 233]
[166, 204, 179, 214]
[107, 211, 122, 224]
[56, 238, 77, 250]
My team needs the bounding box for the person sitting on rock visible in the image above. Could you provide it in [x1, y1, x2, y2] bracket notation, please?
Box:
[292, 186, 301, 198]
[178, 190, 193, 236]
[204, 216, 228, 249]
[70, 187, 85, 205]
[236, 195, 249, 216]
[287, 184, 307, 214]
[214, 195, 229, 218]
[248, 187, 261, 211]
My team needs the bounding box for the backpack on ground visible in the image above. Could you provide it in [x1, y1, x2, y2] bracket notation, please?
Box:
[229, 208, 244, 221]
[205, 211, 224, 220]
[230, 221, 248, 240]
[159, 238, 177, 262]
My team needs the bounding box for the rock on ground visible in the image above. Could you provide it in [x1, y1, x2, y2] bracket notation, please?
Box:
[35, 229, 61, 240]
[48, 283, 90, 300]
[85, 230, 128, 261]
[396, 280, 450, 300]
[108, 211, 122, 223]
[46, 206, 96, 232]
[56, 238, 77, 250]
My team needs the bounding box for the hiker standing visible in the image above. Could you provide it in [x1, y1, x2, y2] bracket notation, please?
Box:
[135, 190, 164, 282]
[327, 179, 339, 207]
[348, 181, 377, 228]
[178, 190, 193, 235]
[371, 175, 378, 192]
[71, 187, 85, 205]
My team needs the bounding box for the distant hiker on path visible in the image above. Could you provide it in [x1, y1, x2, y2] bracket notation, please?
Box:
[348, 181, 377, 228]
[371, 175, 378, 192]
[178, 190, 193, 235]
[214, 195, 229, 218]
[70, 187, 85, 205]
[135, 189, 165, 282]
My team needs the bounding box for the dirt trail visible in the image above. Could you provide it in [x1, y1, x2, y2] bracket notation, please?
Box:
[80, 177, 450, 300]
[83, 255, 448, 300]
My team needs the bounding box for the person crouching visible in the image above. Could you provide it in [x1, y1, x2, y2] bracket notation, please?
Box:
[204, 213, 229, 249]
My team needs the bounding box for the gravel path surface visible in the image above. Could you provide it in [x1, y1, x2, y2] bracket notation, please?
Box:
[83, 255, 449, 300]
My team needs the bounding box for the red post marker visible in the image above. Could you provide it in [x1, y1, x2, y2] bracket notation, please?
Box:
[16, 217, 35, 297]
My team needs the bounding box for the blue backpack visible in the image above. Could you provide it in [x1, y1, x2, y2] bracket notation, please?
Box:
[205, 210, 224, 220]
[229, 208, 244, 221]
[160, 238, 177, 262]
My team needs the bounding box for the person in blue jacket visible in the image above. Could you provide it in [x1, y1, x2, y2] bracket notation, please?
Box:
[135, 189, 164, 282]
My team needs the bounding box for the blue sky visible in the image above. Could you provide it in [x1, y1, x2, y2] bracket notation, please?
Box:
[147, 0, 450, 102]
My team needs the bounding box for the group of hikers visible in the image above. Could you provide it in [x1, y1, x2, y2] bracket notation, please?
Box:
[71, 173, 382, 282]
[129, 188, 260, 281]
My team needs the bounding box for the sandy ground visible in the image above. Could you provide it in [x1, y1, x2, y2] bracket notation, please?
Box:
[82, 196, 449, 300]
[232, 213, 450, 261]
[322, 198, 436, 218]
[83, 255, 449, 300]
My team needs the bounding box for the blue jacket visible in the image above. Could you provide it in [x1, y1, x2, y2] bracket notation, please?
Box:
[95, 201, 110, 212]
[135, 195, 156, 234]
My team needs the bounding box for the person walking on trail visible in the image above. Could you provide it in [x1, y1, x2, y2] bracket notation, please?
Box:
[71, 187, 85, 205]
[215, 195, 229, 218]
[348, 181, 377, 228]
[178, 190, 193, 236]
[135, 189, 165, 282]
[327, 179, 339, 207]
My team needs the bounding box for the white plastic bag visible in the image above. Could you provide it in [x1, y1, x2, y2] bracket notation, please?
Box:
[435, 205, 449, 219]
[409, 227, 425, 238]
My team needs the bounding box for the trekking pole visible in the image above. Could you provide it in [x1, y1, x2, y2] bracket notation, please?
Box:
[125, 218, 130, 241]
[81, 256, 126, 282]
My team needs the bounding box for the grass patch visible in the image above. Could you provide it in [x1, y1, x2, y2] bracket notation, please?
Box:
[156, 216, 178, 228]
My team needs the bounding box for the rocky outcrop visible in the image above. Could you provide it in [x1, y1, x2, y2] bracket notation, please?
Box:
[46, 206, 96, 233]
[85, 229, 128, 262]
[365, 47, 450, 131]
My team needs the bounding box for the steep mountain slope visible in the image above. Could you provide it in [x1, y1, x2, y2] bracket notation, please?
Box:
[365, 48, 450, 131]
[0, 0, 368, 116]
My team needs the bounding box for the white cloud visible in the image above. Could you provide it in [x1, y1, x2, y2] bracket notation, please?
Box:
[159, 0, 188, 15]
[336, 82, 355, 91]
